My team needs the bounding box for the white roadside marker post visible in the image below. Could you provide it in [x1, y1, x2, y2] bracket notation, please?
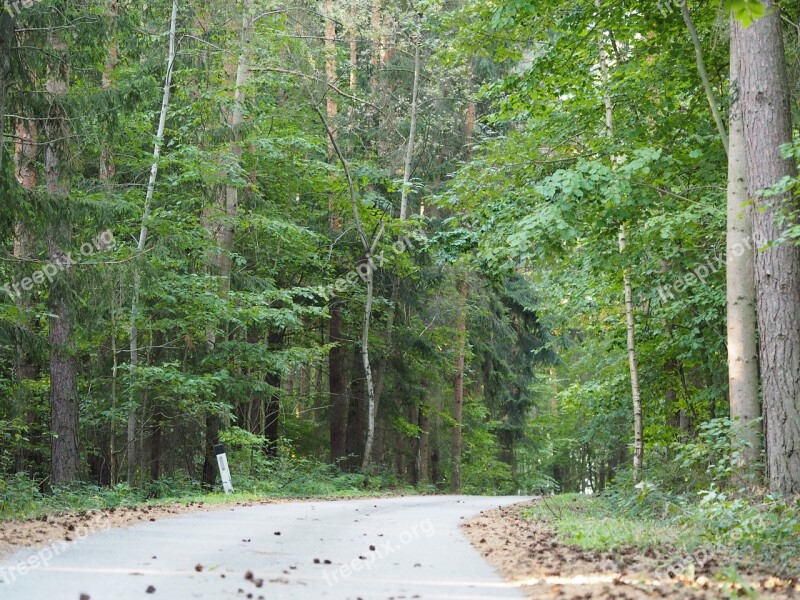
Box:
[215, 443, 234, 494]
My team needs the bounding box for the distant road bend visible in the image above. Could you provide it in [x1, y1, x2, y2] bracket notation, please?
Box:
[1, 495, 530, 599]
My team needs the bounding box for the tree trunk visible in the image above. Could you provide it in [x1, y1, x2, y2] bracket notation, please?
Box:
[264, 330, 283, 457]
[201, 413, 219, 488]
[620, 226, 644, 483]
[46, 26, 80, 486]
[360, 256, 378, 471]
[372, 34, 422, 466]
[264, 372, 281, 457]
[0, 13, 12, 174]
[12, 122, 42, 475]
[726, 28, 761, 471]
[733, 1, 800, 494]
[346, 344, 366, 470]
[451, 273, 467, 492]
[329, 302, 348, 463]
[415, 405, 430, 485]
[596, 3, 643, 483]
[323, 0, 348, 465]
[128, 0, 178, 486]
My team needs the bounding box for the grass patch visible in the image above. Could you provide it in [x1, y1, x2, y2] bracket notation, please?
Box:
[525, 493, 702, 553]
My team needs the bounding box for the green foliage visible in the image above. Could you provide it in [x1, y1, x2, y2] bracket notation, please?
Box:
[525, 494, 700, 552]
[683, 490, 800, 571]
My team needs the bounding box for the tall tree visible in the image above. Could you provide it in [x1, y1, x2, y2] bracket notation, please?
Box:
[46, 26, 79, 485]
[726, 22, 760, 471]
[324, 0, 348, 465]
[0, 12, 12, 173]
[733, 0, 800, 494]
[128, 0, 178, 485]
[451, 273, 467, 492]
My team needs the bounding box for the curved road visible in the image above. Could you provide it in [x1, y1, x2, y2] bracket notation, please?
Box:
[1, 495, 529, 599]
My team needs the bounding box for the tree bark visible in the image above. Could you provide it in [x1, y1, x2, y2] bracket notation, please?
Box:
[733, 1, 800, 495]
[726, 27, 761, 471]
[12, 122, 41, 475]
[329, 301, 348, 462]
[451, 273, 467, 492]
[619, 226, 644, 483]
[323, 0, 348, 465]
[264, 330, 283, 457]
[46, 28, 79, 486]
[0, 13, 12, 174]
[346, 344, 366, 469]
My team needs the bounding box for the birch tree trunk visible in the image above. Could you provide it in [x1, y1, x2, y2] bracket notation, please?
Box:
[619, 227, 643, 483]
[596, 1, 643, 482]
[733, 0, 800, 495]
[128, 0, 178, 486]
[726, 27, 760, 472]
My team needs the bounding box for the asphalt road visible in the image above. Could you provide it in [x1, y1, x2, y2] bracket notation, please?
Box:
[0, 495, 530, 600]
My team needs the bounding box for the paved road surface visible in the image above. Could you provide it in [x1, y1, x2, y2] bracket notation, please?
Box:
[1, 495, 529, 599]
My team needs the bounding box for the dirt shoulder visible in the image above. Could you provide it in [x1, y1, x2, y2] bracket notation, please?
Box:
[462, 500, 798, 599]
[0, 496, 328, 559]
[0, 493, 409, 559]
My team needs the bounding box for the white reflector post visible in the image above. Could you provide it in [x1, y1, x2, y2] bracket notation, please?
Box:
[214, 442, 234, 494]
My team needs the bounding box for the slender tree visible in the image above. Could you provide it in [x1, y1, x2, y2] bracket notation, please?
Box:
[324, 0, 349, 465]
[451, 273, 467, 492]
[726, 23, 760, 471]
[128, 0, 178, 485]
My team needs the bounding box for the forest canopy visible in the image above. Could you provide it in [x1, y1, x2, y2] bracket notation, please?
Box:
[0, 0, 799, 506]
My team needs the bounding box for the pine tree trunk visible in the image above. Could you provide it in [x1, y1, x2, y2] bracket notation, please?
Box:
[12, 123, 42, 475]
[0, 13, 12, 174]
[46, 29, 79, 486]
[733, 1, 800, 494]
[726, 28, 761, 471]
[323, 0, 348, 465]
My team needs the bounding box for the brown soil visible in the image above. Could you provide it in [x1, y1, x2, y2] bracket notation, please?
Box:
[462, 500, 799, 599]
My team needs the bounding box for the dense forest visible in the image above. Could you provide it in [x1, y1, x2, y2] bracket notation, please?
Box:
[0, 0, 798, 504]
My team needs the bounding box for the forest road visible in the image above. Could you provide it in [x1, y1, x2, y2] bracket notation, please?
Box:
[0, 495, 531, 600]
